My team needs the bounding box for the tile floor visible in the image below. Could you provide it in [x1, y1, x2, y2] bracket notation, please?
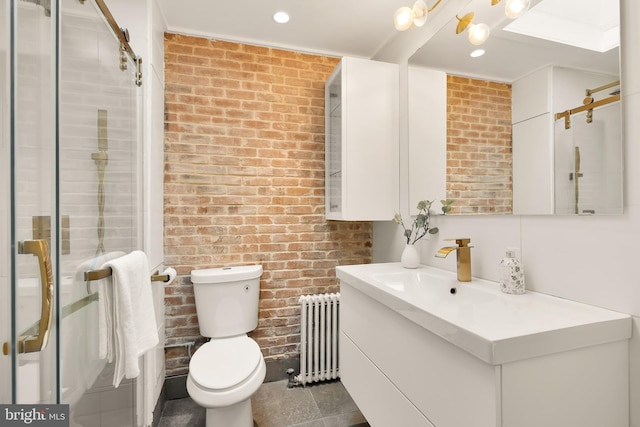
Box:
[158, 379, 369, 427]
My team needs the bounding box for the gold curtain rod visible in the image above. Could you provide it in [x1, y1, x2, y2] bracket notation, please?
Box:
[91, 0, 143, 86]
[84, 267, 171, 283]
[93, 0, 139, 64]
[554, 93, 620, 130]
[586, 80, 620, 97]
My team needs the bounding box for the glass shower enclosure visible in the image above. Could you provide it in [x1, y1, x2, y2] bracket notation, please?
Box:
[554, 96, 622, 215]
[1, 0, 143, 425]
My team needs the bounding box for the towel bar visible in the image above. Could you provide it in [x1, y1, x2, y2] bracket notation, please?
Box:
[84, 267, 171, 283]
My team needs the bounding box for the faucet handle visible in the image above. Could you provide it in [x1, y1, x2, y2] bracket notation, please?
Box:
[445, 238, 471, 247]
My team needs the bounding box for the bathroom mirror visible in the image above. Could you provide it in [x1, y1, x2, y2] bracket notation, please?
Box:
[408, 0, 622, 215]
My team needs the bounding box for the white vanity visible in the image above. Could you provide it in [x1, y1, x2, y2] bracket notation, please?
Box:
[337, 263, 631, 427]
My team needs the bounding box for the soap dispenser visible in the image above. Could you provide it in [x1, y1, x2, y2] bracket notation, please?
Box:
[499, 249, 525, 294]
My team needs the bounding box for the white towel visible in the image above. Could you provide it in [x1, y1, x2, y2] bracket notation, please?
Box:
[98, 250, 159, 387]
[62, 251, 124, 400]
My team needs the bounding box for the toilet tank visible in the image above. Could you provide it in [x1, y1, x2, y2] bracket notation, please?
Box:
[190, 265, 262, 338]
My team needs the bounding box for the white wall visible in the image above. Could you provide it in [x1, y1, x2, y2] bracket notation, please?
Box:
[374, 1, 640, 425]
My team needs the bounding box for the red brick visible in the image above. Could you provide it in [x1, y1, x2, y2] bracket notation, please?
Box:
[446, 75, 513, 215]
[164, 34, 370, 376]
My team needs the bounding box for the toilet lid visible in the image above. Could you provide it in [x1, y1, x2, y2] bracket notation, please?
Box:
[190, 337, 262, 390]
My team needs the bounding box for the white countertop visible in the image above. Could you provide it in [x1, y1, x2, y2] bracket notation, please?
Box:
[336, 262, 632, 364]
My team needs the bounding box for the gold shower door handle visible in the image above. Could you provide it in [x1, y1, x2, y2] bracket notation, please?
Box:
[2, 240, 54, 355]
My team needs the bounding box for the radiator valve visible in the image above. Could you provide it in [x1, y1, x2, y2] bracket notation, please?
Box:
[286, 368, 298, 388]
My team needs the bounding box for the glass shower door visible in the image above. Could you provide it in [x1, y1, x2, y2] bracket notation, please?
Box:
[58, 0, 140, 424]
[554, 102, 622, 215]
[4, 0, 58, 405]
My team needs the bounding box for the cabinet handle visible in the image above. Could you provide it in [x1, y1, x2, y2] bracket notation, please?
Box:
[2, 240, 54, 355]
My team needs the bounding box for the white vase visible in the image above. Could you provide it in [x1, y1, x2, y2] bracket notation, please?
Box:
[401, 244, 420, 269]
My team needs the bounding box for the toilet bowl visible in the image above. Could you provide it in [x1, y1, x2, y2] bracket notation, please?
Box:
[188, 265, 265, 427]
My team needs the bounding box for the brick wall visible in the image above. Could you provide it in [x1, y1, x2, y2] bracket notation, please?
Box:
[163, 34, 372, 376]
[447, 75, 512, 214]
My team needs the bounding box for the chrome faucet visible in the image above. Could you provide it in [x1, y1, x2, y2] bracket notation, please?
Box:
[435, 238, 472, 282]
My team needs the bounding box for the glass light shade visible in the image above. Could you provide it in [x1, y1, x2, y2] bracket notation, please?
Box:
[412, 0, 428, 28]
[394, 6, 415, 31]
[467, 23, 490, 45]
[504, 0, 530, 18]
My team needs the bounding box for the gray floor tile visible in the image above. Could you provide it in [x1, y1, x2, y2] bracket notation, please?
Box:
[252, 380, 322, 427]
[158, 398, 205, 427]
[290, 420, 327, 427]
[322, 411, 368, 427]
[307, 381, 360, 418]
[158, 379, 368, 427]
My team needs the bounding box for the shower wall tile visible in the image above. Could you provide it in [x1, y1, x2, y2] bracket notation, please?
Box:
[100, 408, 134, 427]
[110, 0, 166, 270]
[58, 9, 139, 276]
[73, 392, 101, 417]
[99, 382, 134, 412]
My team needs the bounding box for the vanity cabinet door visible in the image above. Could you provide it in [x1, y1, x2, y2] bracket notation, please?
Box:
[341, 332, 434, 427]
[340, 283, 500, 427]
[501, 341, 628, 427]
[325, 57, 399, 221]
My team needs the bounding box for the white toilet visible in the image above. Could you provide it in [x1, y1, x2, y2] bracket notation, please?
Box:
[187, 265, 266, 427]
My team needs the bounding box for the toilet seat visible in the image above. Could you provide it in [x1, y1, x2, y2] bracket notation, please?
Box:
[187, 335, 266, 409]
[190, 336, 262, 390]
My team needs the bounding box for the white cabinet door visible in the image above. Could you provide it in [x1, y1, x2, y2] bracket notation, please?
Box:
[501, 341, 629, 427]
[325, 57, 399, 221]
[408, 67, 447, 213]
[512, 113, 554, 214]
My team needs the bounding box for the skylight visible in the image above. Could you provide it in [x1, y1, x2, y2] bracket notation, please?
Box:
[503, 0, 619, 53]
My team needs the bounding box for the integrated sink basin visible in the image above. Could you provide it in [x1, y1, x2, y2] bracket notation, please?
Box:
[369, 269, 494, 302]
[337, 262, 631, 365]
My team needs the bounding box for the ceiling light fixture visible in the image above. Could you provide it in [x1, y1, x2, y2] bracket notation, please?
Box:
[492, 0, 531, 19]
[273, 11, 290, 24]
[470, 49, 486, 58]
[456, 13, 490, 45]
[393, 0, 443, 31]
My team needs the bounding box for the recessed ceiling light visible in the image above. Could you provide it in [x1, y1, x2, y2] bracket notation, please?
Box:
[273, 11, 290, 24]
[470, 49, 485, 58]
